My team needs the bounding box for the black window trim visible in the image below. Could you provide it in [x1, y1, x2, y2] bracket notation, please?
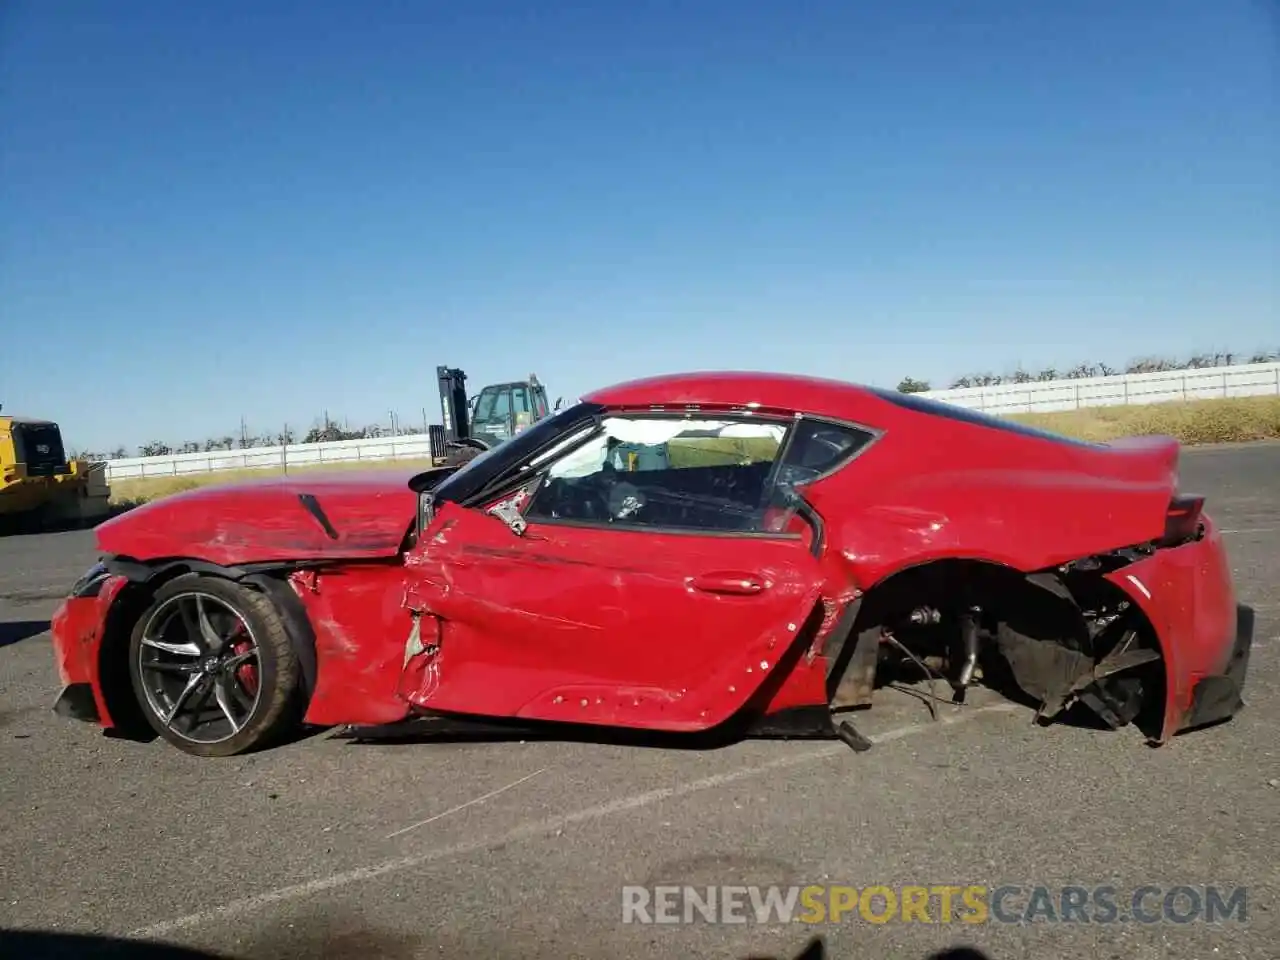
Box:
[518, 516, 809, 542]
[781, 413, 885, 487]
[763, 413, 882, 557]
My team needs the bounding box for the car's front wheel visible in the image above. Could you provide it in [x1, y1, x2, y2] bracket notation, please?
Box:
[127, 574, 303, 757]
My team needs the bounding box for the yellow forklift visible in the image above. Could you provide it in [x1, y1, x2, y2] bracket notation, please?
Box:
[434, 366, 560, 466]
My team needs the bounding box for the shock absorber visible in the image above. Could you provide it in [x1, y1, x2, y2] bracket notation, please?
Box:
[953, 606, 981, 696]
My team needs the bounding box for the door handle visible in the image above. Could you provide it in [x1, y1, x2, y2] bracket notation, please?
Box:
[691, 572, 765, 595]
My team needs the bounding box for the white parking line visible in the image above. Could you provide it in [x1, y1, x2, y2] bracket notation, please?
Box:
[385, 766, 548, 840]
[1222, 527, 1277, 535]
[131, 702, 1021, 940]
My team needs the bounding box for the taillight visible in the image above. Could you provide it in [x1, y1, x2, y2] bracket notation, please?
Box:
[1161, 494, 1205, 545]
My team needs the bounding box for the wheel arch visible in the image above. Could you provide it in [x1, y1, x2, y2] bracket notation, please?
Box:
[833, 553, 1169, 738]
[96, 557, 318, 736]
[854, 555, 1030, 615]
[824, 555, 1031, 709]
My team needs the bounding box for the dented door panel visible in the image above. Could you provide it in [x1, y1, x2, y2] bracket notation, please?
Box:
[401, 503, 828, 731]
[292, 564, 416, 726]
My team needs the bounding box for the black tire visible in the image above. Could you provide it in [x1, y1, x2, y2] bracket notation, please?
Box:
[127, 574, 303, 757]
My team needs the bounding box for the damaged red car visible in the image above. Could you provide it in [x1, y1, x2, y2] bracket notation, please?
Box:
[49, 372, 1254, 758]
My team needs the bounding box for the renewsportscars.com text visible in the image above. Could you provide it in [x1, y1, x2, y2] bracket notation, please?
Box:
[621, 884, 1248, 926]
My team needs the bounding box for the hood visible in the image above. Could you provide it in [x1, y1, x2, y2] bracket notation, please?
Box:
[96, 469, 421, 567]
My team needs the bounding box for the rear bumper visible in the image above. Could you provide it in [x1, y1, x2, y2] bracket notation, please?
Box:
[1104, 515, 1251, 742]
[1178, 602, 1253, 733]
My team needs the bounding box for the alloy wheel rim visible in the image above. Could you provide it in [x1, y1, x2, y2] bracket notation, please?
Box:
[137, 592, 262, 744]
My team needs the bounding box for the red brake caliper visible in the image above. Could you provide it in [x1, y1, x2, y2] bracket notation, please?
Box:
[227, 622, 258, 696]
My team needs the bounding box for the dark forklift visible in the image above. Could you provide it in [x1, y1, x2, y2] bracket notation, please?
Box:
[435, 366, 560, 466]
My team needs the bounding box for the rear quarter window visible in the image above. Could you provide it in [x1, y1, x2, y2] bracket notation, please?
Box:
[783, 418, 878, 477]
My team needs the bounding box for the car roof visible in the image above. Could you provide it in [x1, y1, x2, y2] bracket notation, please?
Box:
[583, 371, 1108, 450]
[583, 371, 880, 419]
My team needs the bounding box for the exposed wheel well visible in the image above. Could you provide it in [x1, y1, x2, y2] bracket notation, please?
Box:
[834, 557, 1167, 739]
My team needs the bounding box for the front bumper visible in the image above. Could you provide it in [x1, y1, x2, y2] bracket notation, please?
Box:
[1178, 603, 1253, 733]
[49, 580, 125, 728]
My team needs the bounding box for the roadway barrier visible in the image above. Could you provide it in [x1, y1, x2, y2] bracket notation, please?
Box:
[101, 361, 1280, 482]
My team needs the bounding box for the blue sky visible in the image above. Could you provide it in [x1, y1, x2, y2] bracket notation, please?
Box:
[2, 0, 1275, 453]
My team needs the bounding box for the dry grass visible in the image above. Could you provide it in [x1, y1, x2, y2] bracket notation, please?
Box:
[109, 396, 1279, 506]
[1009, 395, 1280, 444]
[109, 457, 438, 507]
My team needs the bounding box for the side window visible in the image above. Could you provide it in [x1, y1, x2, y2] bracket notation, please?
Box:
[523, 416, 791, 533]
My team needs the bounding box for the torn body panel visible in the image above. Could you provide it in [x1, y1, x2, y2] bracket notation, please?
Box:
[398, 502, 829, 731]
[50, 575, 129, 727]
[289, 563, 416, 726]
[1100, 515, 1248, 740]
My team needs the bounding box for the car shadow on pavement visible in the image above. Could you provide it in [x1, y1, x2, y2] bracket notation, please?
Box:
[333, 719, 754, 752]
[0, 931, 234, 959]
[0, 618, 50, 649]
[0, 930, 994, 959]
[330, 680, 1142, 753]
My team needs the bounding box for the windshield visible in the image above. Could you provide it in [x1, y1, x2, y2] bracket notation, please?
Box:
[430, 400, 605, 505]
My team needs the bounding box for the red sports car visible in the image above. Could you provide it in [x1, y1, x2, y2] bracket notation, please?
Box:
[49, 373, 1253, 757]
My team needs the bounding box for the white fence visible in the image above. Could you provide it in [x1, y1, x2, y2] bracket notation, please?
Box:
[105, 433, 439, 481]
[921, 360, 1280, 415]
[101, 361, 1280, 482]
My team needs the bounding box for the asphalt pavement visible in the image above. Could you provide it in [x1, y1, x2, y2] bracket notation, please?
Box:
[1, 443, 1277, 960]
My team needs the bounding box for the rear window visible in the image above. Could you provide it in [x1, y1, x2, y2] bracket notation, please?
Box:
[868, 388, 1107, 449]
